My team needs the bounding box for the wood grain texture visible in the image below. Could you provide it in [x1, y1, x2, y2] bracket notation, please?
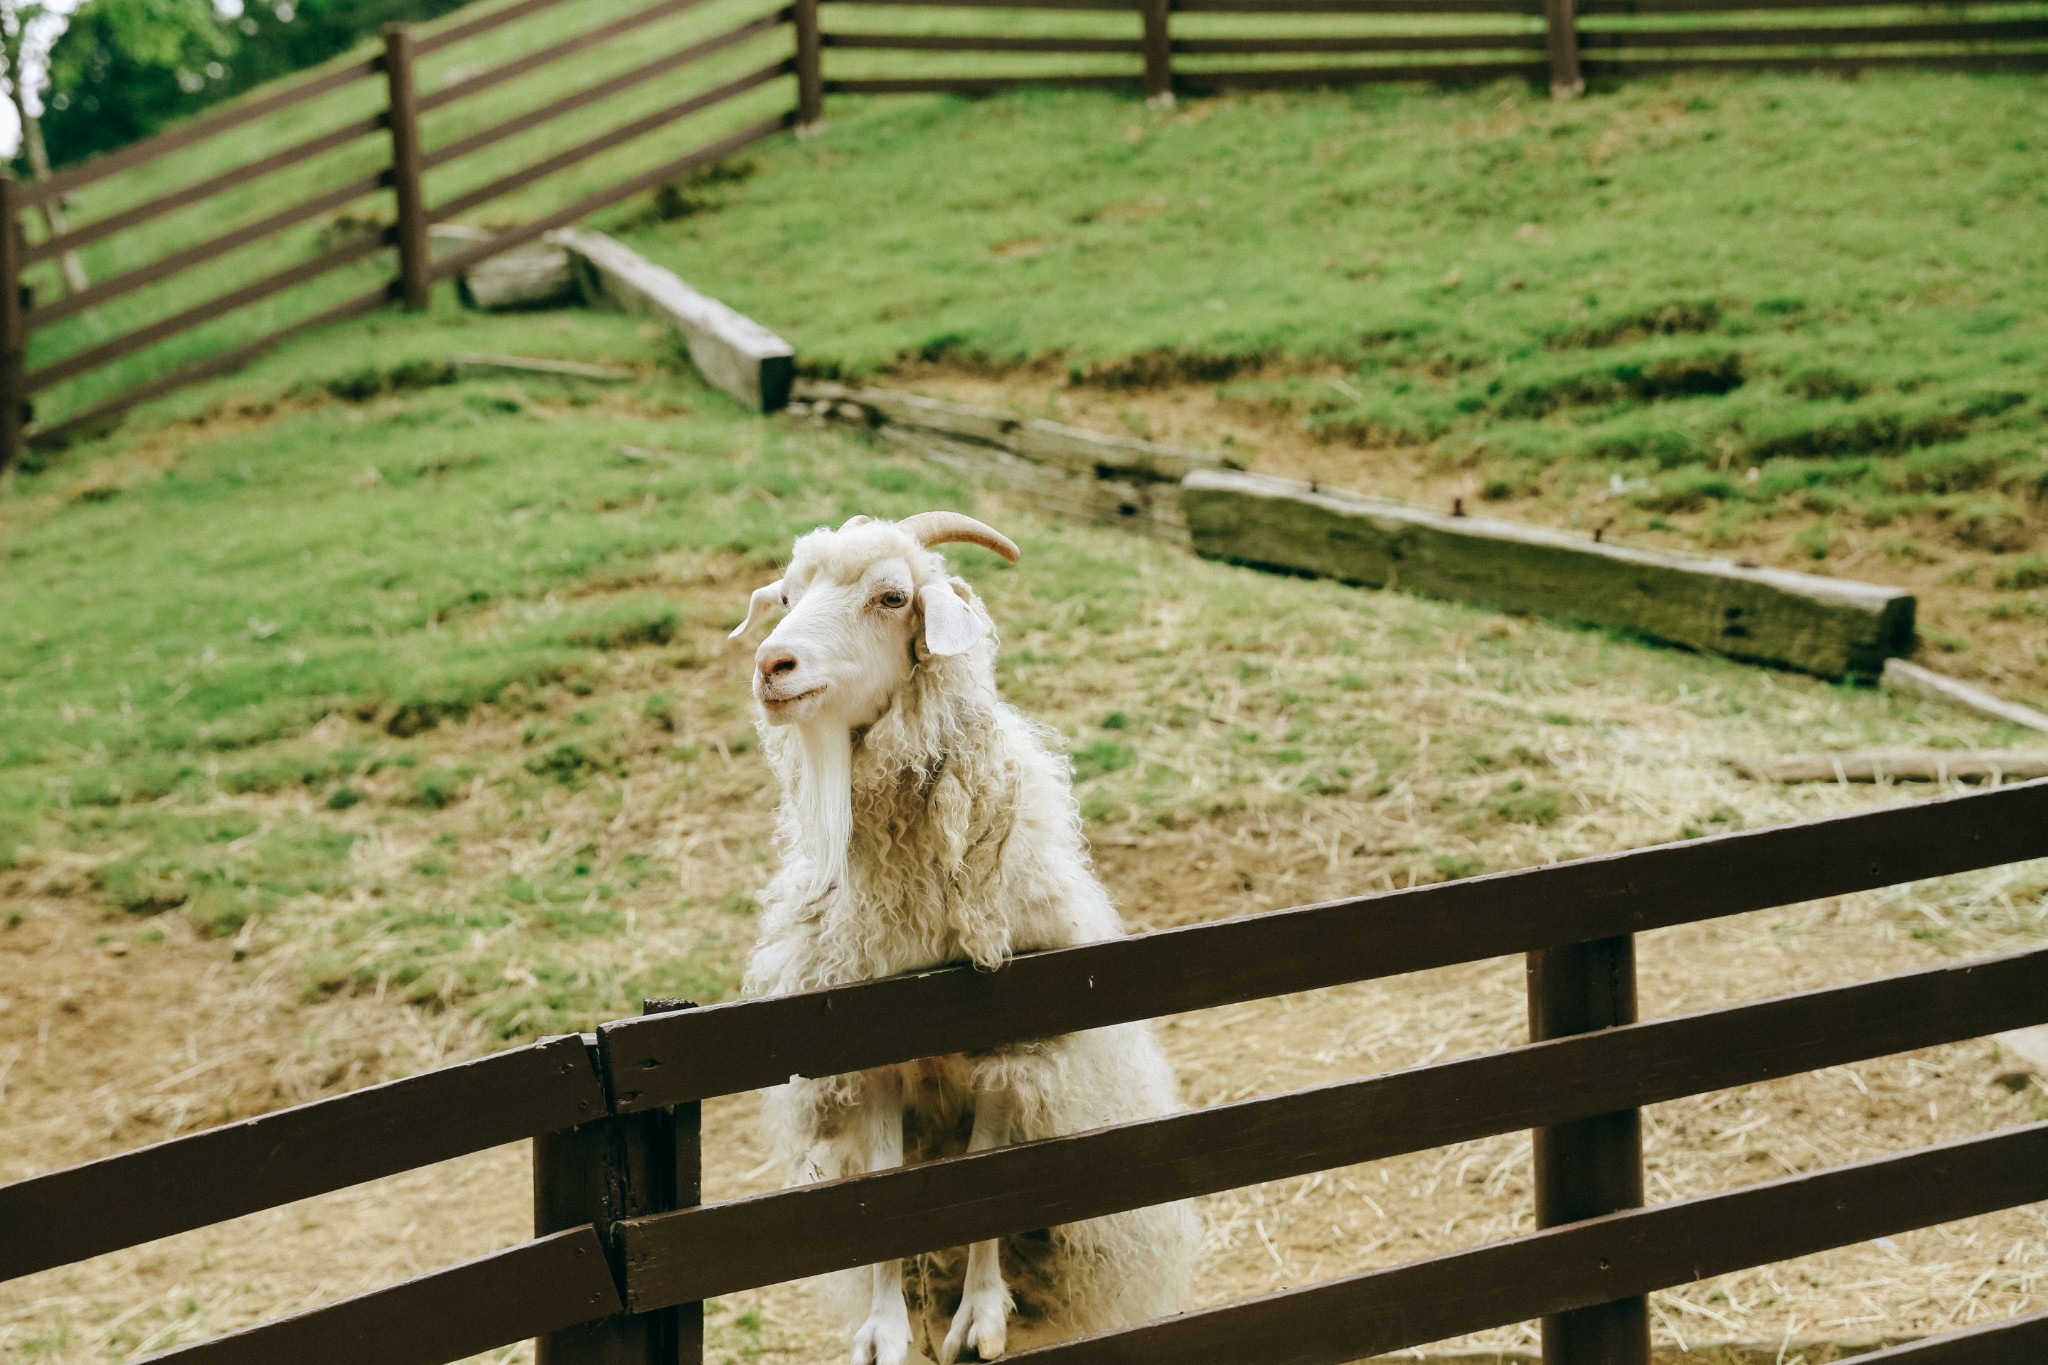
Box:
[1851, 1310, 2048, 1363]
[554, 229, 793, 412]
[603, 776, 2048, 1113]
[993, 1123, 2048, 1365]
[617, 948, 2048, 1310]
[0, 1034, 604, 1282]
[139, 1226, 622, 1365]
[1182, 469, 1914, 678]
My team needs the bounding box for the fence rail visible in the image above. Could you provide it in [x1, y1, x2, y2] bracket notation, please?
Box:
[8, 0, 2046, 467]
[4, 777, 2047, 1365]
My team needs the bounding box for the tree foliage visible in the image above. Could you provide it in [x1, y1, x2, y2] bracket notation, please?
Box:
[41, 0, 473, 169]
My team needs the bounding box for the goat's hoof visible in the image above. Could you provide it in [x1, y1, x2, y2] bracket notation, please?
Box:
[939, 1291, 1009, 1363]
[853, 1314, 913, 1365]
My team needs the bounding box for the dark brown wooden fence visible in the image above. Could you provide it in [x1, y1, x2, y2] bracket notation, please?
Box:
[7, 0, 2045, 472]
[5, 776, 2048, 1365]
[2, 0, 797, 468]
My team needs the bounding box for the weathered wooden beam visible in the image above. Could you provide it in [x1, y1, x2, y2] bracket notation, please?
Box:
[451, 353, 635, 382]
[457, 242, 580, 312]
[1182, 470, 1915, 679]
[1734, 749, 2048, 783]
[550, 228, 792, 412]
[1883, 658, 2048, 735]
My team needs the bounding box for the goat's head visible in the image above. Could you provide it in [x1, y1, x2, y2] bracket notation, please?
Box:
[729, 511, 1019, 732]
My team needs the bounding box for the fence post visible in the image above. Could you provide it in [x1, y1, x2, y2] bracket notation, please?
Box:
[535, 1001, 702, 1365]
[1542, 0, 1583, 99]
[0, 174, 23, 474]
[1141, 0, 1174, 107]
[1527, 937, 1650, 1365]
[793, 0, 825, 133]
[382, 23, 432, 311]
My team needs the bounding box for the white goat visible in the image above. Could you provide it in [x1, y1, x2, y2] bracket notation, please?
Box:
[729, 511, 1197, 1365]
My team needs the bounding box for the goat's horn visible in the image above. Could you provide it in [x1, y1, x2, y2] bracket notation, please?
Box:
[898, 512, 1021, 563]
[840, 514, 873, 529]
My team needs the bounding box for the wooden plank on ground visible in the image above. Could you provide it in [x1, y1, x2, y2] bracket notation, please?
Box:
[1883, 659, 2048, 735]
[598, 777, 2048, 1112]
[993, 1123, 2048, 1365]
[0, 1034, 605, 1282]
[1734, 750, 2048, 783]
[456, 243, 579, 311]
[1182, 469, 1914, 678]
[618, 949, 2048, 1310]
[138, 1225, 621, 1365]
[551, 227, 792, 412]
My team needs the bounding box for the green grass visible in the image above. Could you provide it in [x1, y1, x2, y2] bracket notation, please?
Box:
[5, 300, 2041, 1041]
[614, 73, 2046, 561]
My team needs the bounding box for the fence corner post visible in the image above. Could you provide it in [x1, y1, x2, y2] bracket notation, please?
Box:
[1527, 936, 1650, 1365]
[534, 1002, 701, 1365]
[0, 173, 23, 474]
[1141, 0, 1175, 108]
[793, 0, 825, 135]
[1542, 0, 1583, 100]
[381, 23, 432, 311]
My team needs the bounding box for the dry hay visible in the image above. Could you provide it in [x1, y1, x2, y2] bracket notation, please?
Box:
[2, 484, 2045, 1363]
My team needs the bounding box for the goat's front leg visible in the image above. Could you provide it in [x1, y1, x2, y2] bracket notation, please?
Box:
[852, 1080, 914, 1365]
[939, 1090, 1014, 1363]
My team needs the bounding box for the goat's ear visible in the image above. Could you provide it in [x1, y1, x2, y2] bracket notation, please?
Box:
[728, 579, 784, 640]
[918, 581, 984, 657]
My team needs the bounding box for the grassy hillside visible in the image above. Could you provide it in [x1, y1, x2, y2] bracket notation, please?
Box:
[2, 300, 2041, 1040]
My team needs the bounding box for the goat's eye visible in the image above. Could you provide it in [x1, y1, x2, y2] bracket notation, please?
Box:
[878, 589, 909, 610]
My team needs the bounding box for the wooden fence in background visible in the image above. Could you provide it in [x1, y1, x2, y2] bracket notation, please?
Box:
[4, 0, 2046, 471]
[6, 777, 2048, 1365]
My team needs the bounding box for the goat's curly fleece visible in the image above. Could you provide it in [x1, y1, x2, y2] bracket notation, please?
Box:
[744, 529, 1198, 1341]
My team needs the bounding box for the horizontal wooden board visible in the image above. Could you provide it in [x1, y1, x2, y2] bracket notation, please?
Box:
[140, 1225, 621, 1365]
[620, 949, 2048, 1309]
[427, 62, 789, 224]
[1179, 0, 1540, 13]
[0, 1034, 603, 1282]
[28, 286, 392, 451]
[30, 171, 387, 333]
[30, 57, 382, 203]
[1579, 18, 2048, 45]
[1584, 51, 2048, 71]
[26, 233, 387, 393]
[414, 0, 580, 55]
[1853, 1310, 2048, 1363]
[430, 115, 797, 283]
[825, 31, 1145, 50]
[1734, 749, 2048, 783]
[1182, 469, 1913, 678]
[600, 777, 2048, 1112]
[1178, 32, 1545, 51]
[27, 116, 383, 264]
[996, 1123, 2048, 1365]
[422, 15, 787, 173]
[416, 0, 724, 113]
[824, 74, 1144, 91]
[1580, 0, 2037, 12]
[1177, 60, 1549, 85]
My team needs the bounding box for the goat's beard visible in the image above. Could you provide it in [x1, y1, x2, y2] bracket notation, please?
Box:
[791, 720, 854, 898]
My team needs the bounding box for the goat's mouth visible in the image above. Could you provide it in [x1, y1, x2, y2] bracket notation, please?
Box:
[759, 685, 826, 714]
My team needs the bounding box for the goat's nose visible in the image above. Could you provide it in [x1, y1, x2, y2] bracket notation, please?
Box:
[757, 647, 799, 681]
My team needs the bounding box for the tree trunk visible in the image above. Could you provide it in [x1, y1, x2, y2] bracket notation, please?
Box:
[9, 80, 87, 296]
